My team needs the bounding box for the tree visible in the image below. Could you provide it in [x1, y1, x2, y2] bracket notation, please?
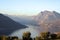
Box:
[51, 34, 57, 39]
[56, 33, 60, 39]
[0, 35, 8, 40]
[22, 32, 32, 40]
[11, 36, 18, 40]
[40, 32, 50, 40]
[35, 36, 42, 40]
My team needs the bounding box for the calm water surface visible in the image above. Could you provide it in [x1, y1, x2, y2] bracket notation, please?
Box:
[10, 25, 41, 38]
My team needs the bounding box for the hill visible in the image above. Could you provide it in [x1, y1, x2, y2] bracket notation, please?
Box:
[33, 10, 60, 32]
[0, 13, 27, 35]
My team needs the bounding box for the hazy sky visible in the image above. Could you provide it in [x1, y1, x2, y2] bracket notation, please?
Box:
[0, 0, 60, 16]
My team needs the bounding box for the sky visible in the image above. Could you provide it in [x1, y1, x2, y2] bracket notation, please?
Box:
[0, 0, 60, 16]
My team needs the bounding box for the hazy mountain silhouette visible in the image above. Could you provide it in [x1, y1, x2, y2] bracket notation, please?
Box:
[5, 14, 38, 26]
[0, 13, 27, 35]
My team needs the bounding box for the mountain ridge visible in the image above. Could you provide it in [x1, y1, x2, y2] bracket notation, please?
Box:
[33, 10, 60, 32]
[3, 10, 60, 32]
[0, 13, 27, 35]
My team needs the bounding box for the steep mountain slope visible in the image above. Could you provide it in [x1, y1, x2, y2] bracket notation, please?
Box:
[0, 13, 27, 35]
[34, 10, 60, 32]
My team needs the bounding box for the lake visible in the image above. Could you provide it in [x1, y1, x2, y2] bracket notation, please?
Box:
[9, 25, 48, 38]
[9, 25, 40, 38]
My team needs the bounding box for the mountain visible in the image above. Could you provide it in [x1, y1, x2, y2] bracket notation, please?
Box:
[5, 14, 38, 26]
[4, 10, 60, 33]
[33, 10, 60, 32]
[0, 13, 27, 35]
[8, 10, 60, 37]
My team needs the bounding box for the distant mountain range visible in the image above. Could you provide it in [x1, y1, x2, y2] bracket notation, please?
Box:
[0, 13, 27, 35]
[3, 10, 60, 32]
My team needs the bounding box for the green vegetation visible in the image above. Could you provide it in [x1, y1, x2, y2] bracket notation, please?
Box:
[0, 32, 60, 40]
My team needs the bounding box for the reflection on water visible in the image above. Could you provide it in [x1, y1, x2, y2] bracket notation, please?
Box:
[10, 25, 40, 38]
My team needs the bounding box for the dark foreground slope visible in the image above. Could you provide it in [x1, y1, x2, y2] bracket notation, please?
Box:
[0, 13, 27, 35]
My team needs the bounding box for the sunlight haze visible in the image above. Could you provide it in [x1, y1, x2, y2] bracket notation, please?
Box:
[0, 0, 60, 16]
